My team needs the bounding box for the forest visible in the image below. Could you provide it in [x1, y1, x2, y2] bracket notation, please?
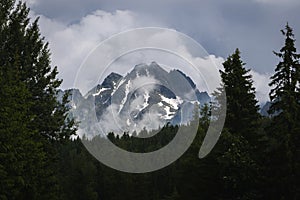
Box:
[0, 1, 299, 199]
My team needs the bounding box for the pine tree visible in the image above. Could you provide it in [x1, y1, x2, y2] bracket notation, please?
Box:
[214, 49, 262, 199]
[266, 23, 300, 199]
[0, 0, 76, 198]
[269, 23, 300, 118]
[0, 54, 44, 199]
[220, 48, 260, 140]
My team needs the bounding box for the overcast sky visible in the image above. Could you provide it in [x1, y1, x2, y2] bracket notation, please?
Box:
[24, 0, 300, 104]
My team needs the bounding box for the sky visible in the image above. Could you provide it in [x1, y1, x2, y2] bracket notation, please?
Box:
[23, 0, 300, 104]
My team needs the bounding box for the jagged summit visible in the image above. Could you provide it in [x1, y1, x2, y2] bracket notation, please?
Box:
[63, 62, 210, 136]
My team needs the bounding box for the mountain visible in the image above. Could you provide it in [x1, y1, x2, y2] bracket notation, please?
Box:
[63, 62, 210, 137]
[260, 101, 281, 117]
[260, 101, 271, 117]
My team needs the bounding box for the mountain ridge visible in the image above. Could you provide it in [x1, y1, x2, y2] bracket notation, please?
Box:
[60, 62, 211, 137]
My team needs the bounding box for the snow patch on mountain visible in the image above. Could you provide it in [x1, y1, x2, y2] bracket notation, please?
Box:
[65, 62, 211, 137]
[119, 80, 131, 113]
[92, 87, 110, 96]
[159, 94, 183, 110]
[163, 106, 176, 120]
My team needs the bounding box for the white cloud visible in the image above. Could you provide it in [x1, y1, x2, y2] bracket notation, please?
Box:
[250, 70, 271, 104]
[30, 10, 141, 90]
[29, 9, 270, 103]
[23, 0, 38, 6]
[71, 27, 226, 96]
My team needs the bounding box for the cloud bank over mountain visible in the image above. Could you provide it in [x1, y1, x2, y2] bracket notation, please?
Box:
[29, 8, 270, 103]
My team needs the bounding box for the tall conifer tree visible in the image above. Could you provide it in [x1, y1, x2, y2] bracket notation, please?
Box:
[266, 23, 300, 199]
[220, 48, 260, 140]
[0, 1, 76, 198]
[215, 49, 261, 199]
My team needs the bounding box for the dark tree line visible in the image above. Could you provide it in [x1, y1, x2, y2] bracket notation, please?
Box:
[0, 1, 299, 199]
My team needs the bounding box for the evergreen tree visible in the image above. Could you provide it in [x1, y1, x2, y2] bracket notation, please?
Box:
[220, 48, 260, 140]
[266, 23, 300, 199]
[215, 49, 262, 199]
[0, 1, 76, 198]
[0, 52, 45, 199]
[269, 23, 300, 118]
[59, 140, 98, 200]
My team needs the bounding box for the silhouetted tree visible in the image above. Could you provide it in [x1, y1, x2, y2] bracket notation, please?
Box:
[265, 23, 300, 199]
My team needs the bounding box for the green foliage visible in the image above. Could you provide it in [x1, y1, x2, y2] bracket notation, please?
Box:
[58, 140, 98, 200]
[211, 49, 263, 199]
[269, 24, 300, 118]
[264, 23, 300, 200]
[57, 123, 210, 200]
[52, 24, 299, 200]
[0, 1, 76, 199]
[1, 1, 299, 199]
[220, 48, 260, 139]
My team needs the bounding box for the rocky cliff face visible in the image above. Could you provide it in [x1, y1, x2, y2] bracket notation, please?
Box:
[62, 62, 210, 137]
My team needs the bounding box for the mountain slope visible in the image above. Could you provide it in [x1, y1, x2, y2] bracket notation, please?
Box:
[64, 62, 210, 136]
